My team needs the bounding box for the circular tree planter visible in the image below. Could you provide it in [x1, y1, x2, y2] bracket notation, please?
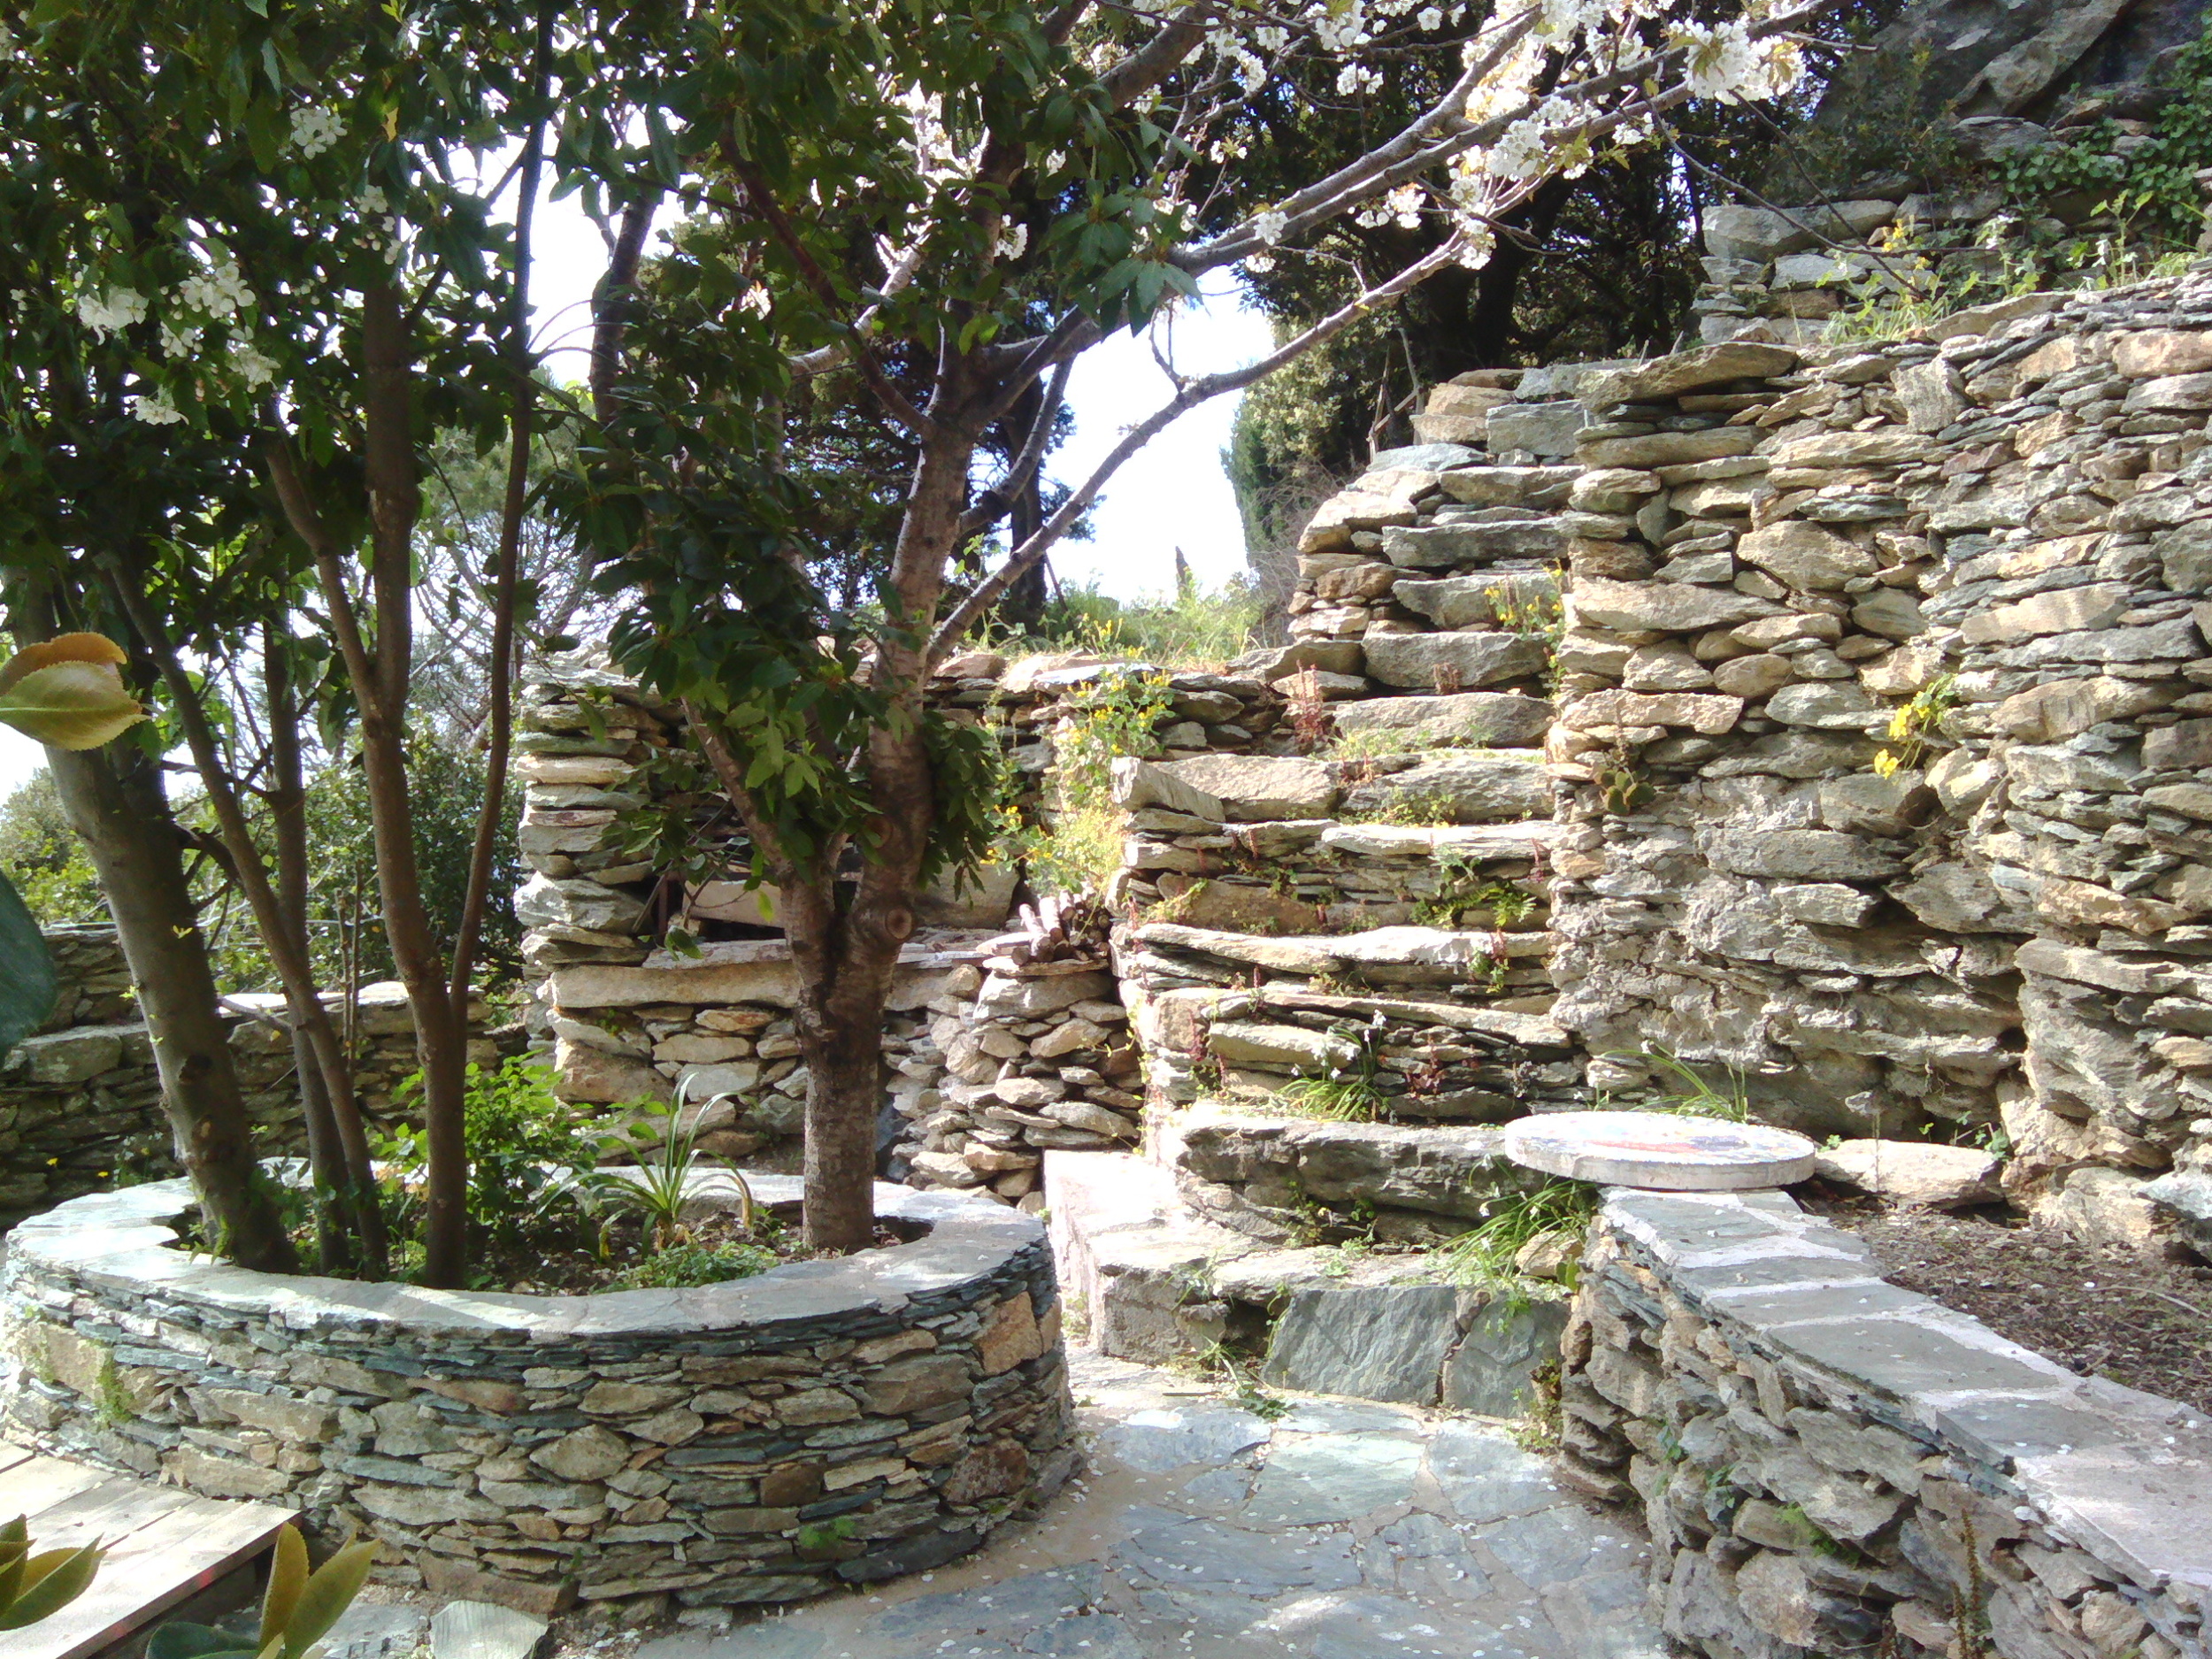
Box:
[0, 1175, 1072, 1620]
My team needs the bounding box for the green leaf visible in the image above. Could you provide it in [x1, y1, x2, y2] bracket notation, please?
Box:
[0, 1541, 103, 1629]
[0, 662, 149, 749]
[279, 1539, 375, 1658]
[0, 874, 57, 1062]
[146, 1624, 256, 1659]
[257, 1526, 306, 1651]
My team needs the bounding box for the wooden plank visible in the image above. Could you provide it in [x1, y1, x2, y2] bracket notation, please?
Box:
[0, 1440, 39, 1477]
[23, 1471, 196, 1549]
[17, 1491, 289, 1659]
[0, 1455, 111, 1520]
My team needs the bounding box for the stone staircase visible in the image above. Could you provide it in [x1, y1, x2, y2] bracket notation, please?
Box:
[1040, 416, 1623, 1406]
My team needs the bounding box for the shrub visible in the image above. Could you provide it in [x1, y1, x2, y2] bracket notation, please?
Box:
[380, 1058, 611, 1271]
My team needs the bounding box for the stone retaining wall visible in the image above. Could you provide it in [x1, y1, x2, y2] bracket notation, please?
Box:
[1542, 274, 2212, 1255]
[1, 926, 488, 1229]
[1561, 1186, 2212, 1659]
[1, 1176, 1072, 1621]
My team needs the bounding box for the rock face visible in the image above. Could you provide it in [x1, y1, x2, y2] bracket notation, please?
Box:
[1257, 1285, 1567, 1414]
[3, 1179, 1075, 1624]
[1563, 1187, 2212, 1659]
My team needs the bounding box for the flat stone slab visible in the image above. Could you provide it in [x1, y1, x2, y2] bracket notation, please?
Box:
[1501, 1110, 1817, 1189]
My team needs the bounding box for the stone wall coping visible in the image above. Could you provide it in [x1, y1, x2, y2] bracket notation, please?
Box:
[10, 1175, 1043, 1345]
[1600, 1187, 2212, 1603]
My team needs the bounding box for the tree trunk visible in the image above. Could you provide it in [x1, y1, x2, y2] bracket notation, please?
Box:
[267, 628, 388, 1276]
[42, 741, 298, 1271]
[350, 279, 472, 1287]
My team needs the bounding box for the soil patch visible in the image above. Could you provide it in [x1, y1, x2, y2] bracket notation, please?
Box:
[1802, 1184, 2212, 1417]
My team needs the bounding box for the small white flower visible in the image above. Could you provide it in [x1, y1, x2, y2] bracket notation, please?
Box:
[1246, 251, 1275, 273]
[77, 287, 148, 338]
[995, 222, 1029, 260]
[290, 104, 343, 158]
[358, 185, 390, 218]
[158, 319, 203, 356]
[179, 260, 252, 322]
[739, 286, 772, 317]
[128, 387, 185, 425]
[233, 342, 277, 388]
[1417, 6, 1442, 29]
[1252, 208, 1289, 246]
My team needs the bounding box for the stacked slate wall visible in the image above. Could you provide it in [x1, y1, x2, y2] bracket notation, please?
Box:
[0, 926, 487, 1229]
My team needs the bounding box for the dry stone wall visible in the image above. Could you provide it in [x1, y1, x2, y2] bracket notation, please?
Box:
[0, 926, 486, 1229]
[1542, 273, 2212, 1258]
[1563, 1186, 2212, 1659]
[4, 1176, 1072, 1623]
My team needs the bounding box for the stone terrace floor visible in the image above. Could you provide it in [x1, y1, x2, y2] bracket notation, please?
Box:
[620, 1351, 1667, 1659]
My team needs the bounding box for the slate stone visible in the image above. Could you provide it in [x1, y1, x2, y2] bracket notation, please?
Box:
[426, 1600, 549, 1659]
[1115, 1506, 1363, 1595]
[1440, 1299, 1571, 1417]
[871, 1564, 1108, 1640]
[1094, 1407, 1273, 1473]
[635, 1630, 826, 1659]
[1245, 1433, 1424, 1524]
[1426, 1421, 1569, 1523]
[1475, 1503, 1640, 1590]
[1260, 1286, 1462, 1404]
[1361, 1510, 1496, 1603]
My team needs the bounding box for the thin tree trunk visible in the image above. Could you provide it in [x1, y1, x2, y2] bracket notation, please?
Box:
[357, 278, 472, 1287]
[267, 626, 388, 1275]
[43, 740, 298, 1272]
[450, 0, 552, 1011]
[104, 572, 387, 1273]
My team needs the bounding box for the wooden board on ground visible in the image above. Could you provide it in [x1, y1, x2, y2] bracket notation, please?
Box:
[1, 1443, 292, 1659]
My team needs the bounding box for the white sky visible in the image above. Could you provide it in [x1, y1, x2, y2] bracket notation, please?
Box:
[0, 185, 1267, 802]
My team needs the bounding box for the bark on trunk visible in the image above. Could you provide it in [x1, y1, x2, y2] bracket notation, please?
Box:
[43, 741, 298, 1271]
[267, 630, 388, 1275]
[358, 279, 472, 1287]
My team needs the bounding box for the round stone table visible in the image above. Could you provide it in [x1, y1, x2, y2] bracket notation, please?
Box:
[1501, 1110, 1818, 1190]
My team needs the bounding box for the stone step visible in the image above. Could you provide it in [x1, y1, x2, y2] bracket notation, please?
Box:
[1041, 1148, 1566, 1414]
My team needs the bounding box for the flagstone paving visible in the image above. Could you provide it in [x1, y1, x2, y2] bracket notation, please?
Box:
[634, 1351, 1667, 1659]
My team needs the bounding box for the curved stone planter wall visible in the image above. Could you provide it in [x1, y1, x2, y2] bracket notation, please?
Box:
[1, 1178, 1072, 1619]
[1562, 1187, 2212, 1659]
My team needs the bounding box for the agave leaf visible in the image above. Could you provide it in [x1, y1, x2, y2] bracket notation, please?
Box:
[257, 1525, 307, 1650]
[0, 1540, 102, 1629]
[280, 1540, 374, 1659]
[0, 632, 127, 693]
[0, 661, 148, 749]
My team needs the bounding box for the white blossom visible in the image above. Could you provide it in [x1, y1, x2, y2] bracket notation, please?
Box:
[1672, 21, 1801, 104]
[233, 342, 277, 388]
[158, 319, 202, 356]
[1336, 62, 1381, 96]
[79, 287, 149, 337]
[996, 223, 1029, 260]
[357, 186, 390, 218]
[739, 286, 772, 317]
[179, 260, 252, 322]
[289, 105, 343, 158]
[127, 387, 184, 425]
[1245, 251, 1275, 273]
[1252, 209, 1289, 246]
[1417, 7, 1442, 30]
